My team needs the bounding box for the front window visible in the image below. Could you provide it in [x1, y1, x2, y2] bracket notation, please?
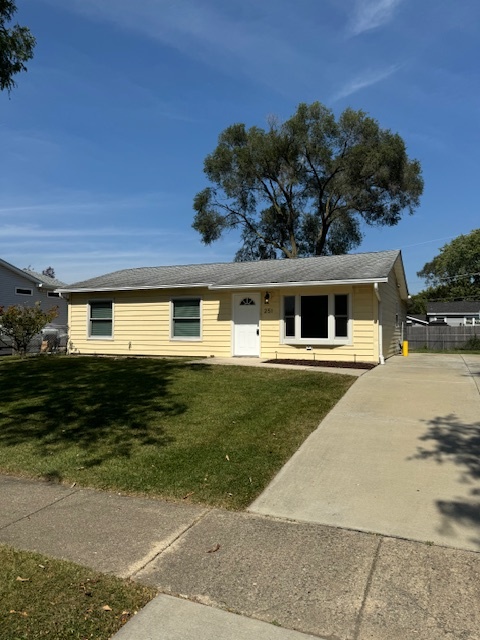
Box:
[334, 295, 349, 338]
[172, 298, 201, 339]
[283, 294, 350, 343]
[89, 301, 113, 338]
[301, 295, 328, 339]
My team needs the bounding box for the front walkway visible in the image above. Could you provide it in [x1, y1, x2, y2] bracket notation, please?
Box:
[250, 354, 480, 552]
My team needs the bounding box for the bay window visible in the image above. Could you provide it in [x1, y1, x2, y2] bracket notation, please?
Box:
[283, 294, 350, 344]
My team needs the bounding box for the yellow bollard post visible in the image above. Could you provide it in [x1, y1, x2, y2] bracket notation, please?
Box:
[402, 340, 408, 357]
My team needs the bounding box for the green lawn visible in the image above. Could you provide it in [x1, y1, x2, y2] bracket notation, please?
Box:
[0, 356, 354, 509]
[0, 544, 155, 640]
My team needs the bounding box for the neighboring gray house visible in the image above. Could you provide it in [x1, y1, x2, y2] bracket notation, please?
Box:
[426, 301, 480, 326]
[0, 257, 68, 333]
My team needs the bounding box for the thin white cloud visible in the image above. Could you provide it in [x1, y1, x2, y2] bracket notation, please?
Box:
[0, 224, 183, 239]
[44, 0, 314, 92]
[0, 191, 184, 217]
[349, 0, 403, 36]
[332, 64, 400, 101]
[1, 244, 236, 284]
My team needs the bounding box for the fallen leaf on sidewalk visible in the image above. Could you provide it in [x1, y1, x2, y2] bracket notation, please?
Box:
[16, 576, 30, 582]
[207, 543, 220, 553]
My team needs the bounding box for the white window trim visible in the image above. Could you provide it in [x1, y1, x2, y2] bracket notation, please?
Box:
[170, 296, 202, 341]
[15, 287, 33, 296]
[281, 293, 352, 346]
[87, 300, 114, 340]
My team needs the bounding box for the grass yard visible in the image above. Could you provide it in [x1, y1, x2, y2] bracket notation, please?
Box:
[0, 544, 155, 640]
[0, 356, 355, 509]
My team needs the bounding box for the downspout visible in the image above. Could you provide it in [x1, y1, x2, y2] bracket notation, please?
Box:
[374, 283, 384, 365]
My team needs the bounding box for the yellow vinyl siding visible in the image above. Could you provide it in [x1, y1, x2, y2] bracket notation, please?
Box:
[379, 260, 406, 359]
[68, 289, 232, 357]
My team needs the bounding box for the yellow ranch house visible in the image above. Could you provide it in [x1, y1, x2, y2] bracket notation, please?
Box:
[58, 250, 408, 365]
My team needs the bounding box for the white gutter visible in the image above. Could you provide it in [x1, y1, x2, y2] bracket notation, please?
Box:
[406, 315, 428, 326]
[56, 283, 212, 294]
[209, 277, 388, 290]
[374, 283, 384, 365]
[58, 277, 389, 295]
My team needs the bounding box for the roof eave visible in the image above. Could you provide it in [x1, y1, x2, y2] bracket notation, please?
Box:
[207, 277, 389, 290]
[56, 283, 212, 294]
[406, 315, 429, 325]
[59, 277, 389, 294]
[0, 258, 44, 285]
[427, 311, 480, 316]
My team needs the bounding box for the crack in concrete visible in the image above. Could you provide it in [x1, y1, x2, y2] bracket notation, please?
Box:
[0, 486, 79, 531]
[461, 355, 480, 396]
[353, 536, 383, 640]
[128, 508, 213, 580]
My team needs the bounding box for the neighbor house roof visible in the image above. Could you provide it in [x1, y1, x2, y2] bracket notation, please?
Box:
[427, 301, 480, 315]
[406, 314, 428, 325]
[22, 269, 66, 289]
[59, 250, 406, 296]
[0, 258, 66, 289]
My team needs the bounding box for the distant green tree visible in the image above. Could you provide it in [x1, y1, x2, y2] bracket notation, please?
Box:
[193, 101, 423, 261]
[417, 229, 480, 301]
[0, 302, 58, 355]
[42, 266, 56, 279]
[407, 293, 428, 315]
[0, 0, 35, 93]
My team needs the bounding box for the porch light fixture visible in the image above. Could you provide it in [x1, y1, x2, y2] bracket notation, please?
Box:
[264, 291, 270, 305]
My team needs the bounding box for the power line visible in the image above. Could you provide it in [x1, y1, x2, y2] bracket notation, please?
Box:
[424, 271, 480, 282]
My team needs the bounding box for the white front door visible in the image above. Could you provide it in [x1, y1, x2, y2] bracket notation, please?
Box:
[233, 294, 260, 356]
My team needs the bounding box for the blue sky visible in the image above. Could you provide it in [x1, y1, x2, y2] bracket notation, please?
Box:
[1, 0, 479, 291]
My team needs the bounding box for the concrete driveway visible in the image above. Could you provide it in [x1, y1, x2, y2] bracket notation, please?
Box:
[249, 354, 480, 552]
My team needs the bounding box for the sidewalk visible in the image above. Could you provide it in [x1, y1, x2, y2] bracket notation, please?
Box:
[1, 475, 479, 639]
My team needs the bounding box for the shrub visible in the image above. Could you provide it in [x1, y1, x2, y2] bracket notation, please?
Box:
[462, 334, 480, 351]
[0, 302, 58, 356]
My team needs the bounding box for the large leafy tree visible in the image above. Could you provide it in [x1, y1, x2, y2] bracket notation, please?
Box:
[193, 102, 423, 261]
[0, 0, 35, 93]
[414, 229, 480, 306]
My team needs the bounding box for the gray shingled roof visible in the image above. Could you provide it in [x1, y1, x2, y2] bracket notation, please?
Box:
[427, 301, 480, 315]
[23, 269, 67, 288]
[0, 258, 67, 288]
[60, 250, 402, 292]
